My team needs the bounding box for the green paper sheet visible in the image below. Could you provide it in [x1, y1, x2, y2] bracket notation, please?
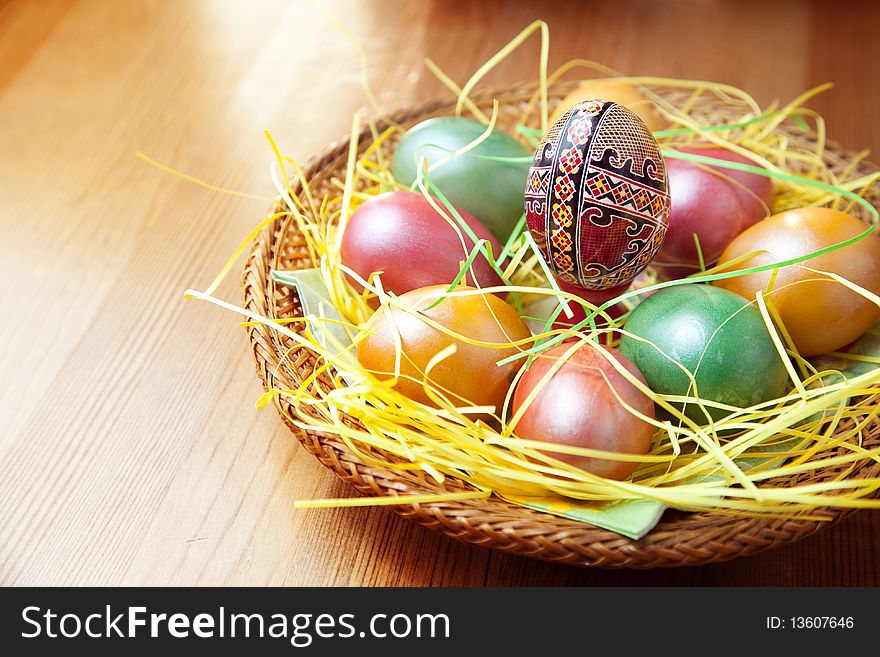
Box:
[270, 268, 360, 386]
[505, 494, 667, 540]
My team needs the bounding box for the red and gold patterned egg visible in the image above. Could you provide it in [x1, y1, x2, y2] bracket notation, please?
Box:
[524, 100, 671, 290]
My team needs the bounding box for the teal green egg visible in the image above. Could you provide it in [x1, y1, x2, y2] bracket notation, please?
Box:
[618, 285, 788, 424]
[392, 117, 530, 240]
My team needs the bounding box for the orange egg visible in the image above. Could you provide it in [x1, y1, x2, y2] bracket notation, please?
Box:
[714, 207, 880, 356]
[551, 79, 665, 131]
[357, 285, 532, 409]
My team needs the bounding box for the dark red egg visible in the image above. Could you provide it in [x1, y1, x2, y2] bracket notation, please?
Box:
[551, 278, 628, 338]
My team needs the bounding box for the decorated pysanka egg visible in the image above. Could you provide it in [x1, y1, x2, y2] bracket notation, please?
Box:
[524, 100, 671, 290]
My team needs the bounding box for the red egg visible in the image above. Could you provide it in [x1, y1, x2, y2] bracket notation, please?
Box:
[511, 342, 655, 480]
[654, 146, 773, 279]
[340, 191, 503, 299]
[551, 278, 628, 338]
[557, 277, 630, 307]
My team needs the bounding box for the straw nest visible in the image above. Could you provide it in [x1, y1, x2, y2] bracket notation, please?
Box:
[210, 74, 880, 568]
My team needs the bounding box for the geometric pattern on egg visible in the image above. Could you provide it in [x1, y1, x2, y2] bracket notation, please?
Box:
[525, 100, 671, 290]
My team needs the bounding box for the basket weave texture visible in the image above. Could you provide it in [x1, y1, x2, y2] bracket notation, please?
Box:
[241, 82, 880, 568]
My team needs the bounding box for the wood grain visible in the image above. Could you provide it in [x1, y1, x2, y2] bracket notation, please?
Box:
[0, 0, 877, 586]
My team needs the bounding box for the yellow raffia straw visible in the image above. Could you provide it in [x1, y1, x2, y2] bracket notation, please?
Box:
[203, 211, 290, 296]
[334, 112, 362, 251]
[455, 20, 549, 130]
[135, 151, 270, 201]
[311, 0, 379, 113]
[427, 100, 501, 173]
[293, 491, 491, 509]
[424, 58, 490, 124]
[755, 290, 807, 397]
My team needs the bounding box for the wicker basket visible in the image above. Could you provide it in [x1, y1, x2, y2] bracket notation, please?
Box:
[241, 82, 880, 568]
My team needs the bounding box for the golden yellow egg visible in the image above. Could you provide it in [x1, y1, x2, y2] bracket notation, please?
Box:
[714, 207, 880, 357]
[357, 285, 532, 409]
[550, 79, 665, 132]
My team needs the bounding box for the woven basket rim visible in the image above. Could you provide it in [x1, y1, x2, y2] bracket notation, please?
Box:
[241, 81, 880, 569]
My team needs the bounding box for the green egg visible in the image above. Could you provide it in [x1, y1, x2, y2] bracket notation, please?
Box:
[392, 117, 530, 240]
[618, 285, 788, 424]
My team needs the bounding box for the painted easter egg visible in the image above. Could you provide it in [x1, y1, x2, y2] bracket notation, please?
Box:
[392, 117, 531, 241]
[340, 191, 503, 300]
[714, 207, 880, 356]
[525, 100, 670, 291]
[510, 342, 655, 480]
[550, 79, 666, 132]
[654, 146, 773, 279]
[618, 285, 788, 423]
[357, 285, 532, 410]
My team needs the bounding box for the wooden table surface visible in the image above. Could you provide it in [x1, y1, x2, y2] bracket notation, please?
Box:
[2, 0, 878, 586]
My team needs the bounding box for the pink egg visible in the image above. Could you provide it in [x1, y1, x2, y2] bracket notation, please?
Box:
[511, 342, 655, 480]
[653, 146, 773, 279]
[340, 191, 503, 299]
